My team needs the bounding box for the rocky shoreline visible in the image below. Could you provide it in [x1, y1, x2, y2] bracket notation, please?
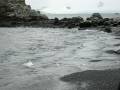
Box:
[0, 0, 120, 33]
[1, 12, 120, 33]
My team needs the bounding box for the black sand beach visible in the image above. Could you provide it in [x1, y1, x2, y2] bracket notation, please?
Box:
[0, 0, 120, 90]
[60, 69, 120, 90]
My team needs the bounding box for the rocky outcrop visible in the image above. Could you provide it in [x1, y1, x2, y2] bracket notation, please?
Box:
[90, 13, 103, 19]
[0, 0, 48, 22]
[0, 0, 30, 18]
[29, 10, 48, 20]
[0, 2, 120, 34]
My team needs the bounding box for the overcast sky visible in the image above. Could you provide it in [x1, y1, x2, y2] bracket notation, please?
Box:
[26, 0, 120, 14]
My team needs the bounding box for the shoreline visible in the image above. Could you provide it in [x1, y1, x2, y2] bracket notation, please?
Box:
[0, 13, 120, 34]
[60, 68, 120, 90]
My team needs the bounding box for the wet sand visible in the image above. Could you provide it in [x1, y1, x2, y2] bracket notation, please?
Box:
[60, 68, 120, 90]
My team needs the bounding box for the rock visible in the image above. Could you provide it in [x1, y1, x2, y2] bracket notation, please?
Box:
[29, 10, 48, 20]
[89, 60, 102, 62]
[112, 27, 120, 36]
[71, 17, 84, 23]
[105, 50, 116, 54]
[79, 21, 92, 28]
[86, 13, 104, 27]
[118, 83, 120, 90]
[103, 21, 111, 26]
[78, 27, 86, 30]
[104, 27, 112, 33]
[90, 13, 103, 20]
[116, 49, 120, 54]
[0, 1, 120, 29]
[60, 17, 84, 28]
[0, 0, 48, 23]
[0, 0, 30, 20]
[112, 22, 119, 27]
[114, 44, 120, 46]
[53, 17, 59, 25]
[105, 49, 120, 54]
[102, 18, 114, 26]
[101, 26, 112, 33]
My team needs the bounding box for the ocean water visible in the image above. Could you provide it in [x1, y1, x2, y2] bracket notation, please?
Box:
[0, 27, 120, 90]
[46, 13, 120, 19]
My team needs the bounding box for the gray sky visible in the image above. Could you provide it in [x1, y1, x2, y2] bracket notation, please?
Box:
[26, 0, 120, 13]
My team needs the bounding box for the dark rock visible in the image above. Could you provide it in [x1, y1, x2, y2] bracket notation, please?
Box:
[71, 17, 84, 23]
[86, 13, 104, 27]
[114, 37, 120, 39]
[0, 0, 48, 27]
[102, 18, 113, 26]
[79, 21, 92, 28]
[53, 17, 59, 25]
[113, 22, 119, 27]
[89, 60, 102, 62]
[105, 50, 117, 54]
[105, 49, 120, 54]
[60, 16, 84, 28]
[114, 44, 120, 46]
[90, 13, 103, 20]
[29, 10, 48, 20]
[78, 27, 86, 30]
[101, 26, 112, 33]
[0, 1, 120, 29]
[118, 83, 120, 90]
[116, 49, 120, 54]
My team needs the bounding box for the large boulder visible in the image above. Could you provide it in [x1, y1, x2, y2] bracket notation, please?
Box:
[86, 13, 103, 27]
[71, 17, 84, 23]
[0, 0, 31, 20]
[29, 10, 48, 20]
[60, 17, 84, 28]
[105, 49, 120, 54]
[79, 21, 92, 28]
[102, 26, 112, 33]
[90, 13, 103, 20]
[0, 0, 48, 20]
[53, 17, 60, 25]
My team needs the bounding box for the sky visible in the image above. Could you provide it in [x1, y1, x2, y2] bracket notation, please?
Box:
[26, 0, 120, 14]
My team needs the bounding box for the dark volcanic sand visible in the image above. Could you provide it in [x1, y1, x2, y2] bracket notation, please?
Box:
[60, 69, 120, 90]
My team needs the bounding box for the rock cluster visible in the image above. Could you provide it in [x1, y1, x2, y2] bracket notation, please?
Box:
[0, 0, 30, 18]
[49, 13, 120, 33]
[0, 0, 120, 33]
[0, 0, 48, 26]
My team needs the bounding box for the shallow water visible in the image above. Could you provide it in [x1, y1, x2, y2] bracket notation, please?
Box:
[0, 28, 120, 90]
